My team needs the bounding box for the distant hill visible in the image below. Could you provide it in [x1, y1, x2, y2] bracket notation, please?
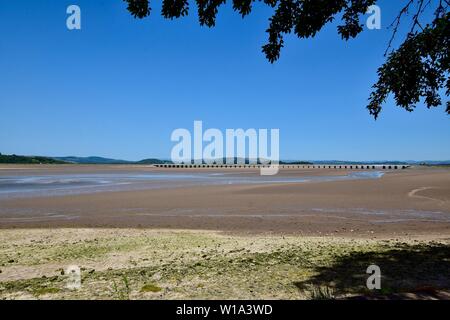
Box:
[51, 156, 311, 165]
[310, 160, 410, 165]
[136, 158, 173, 164]
[0, 153, 67, 164]
[413, 161, 450, 166]
[53, 156, 133, 164]
[280, 160, 313, 165]
[182, 158, 311, 164]
[53, 156, 173, 165]
[309, 160, 450, 165]
[2, 153, 448, 166]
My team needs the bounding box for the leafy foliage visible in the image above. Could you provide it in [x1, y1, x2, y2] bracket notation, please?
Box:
[124, 0, 151, 18]
[122, 0, 449, 118]
[0, 154, 68, 164]
[368, 13, 450, 118]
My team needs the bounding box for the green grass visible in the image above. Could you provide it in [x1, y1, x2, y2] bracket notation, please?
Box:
[308, 285, 335, 300]
[32, 287, 60, 296]
[112, 275, 131, 300]
[140, 284, 162, 293]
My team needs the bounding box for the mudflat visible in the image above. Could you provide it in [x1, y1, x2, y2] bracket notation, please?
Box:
[1, 165, 449, 299]
[0, 165, 449, 237]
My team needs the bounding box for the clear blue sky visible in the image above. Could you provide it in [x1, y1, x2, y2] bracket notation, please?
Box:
[0, 1, 448, 161]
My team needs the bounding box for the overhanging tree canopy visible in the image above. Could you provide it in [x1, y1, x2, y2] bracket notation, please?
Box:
[123, 0, 450, 118]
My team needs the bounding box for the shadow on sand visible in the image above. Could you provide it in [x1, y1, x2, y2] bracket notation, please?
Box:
[294, 242, 450, 300]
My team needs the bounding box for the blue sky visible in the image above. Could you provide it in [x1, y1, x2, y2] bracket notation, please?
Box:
[0, 0, 448, 161]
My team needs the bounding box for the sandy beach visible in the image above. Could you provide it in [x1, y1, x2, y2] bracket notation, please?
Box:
[0, 165, 449, 299]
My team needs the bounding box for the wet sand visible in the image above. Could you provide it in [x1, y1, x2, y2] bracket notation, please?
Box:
[0, 165, 449, 237]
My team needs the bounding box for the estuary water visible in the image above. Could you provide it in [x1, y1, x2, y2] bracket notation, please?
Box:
[0, 171, 384, 199]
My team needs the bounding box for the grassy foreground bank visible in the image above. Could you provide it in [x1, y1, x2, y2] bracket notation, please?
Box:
[0, 229, 449, 300]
